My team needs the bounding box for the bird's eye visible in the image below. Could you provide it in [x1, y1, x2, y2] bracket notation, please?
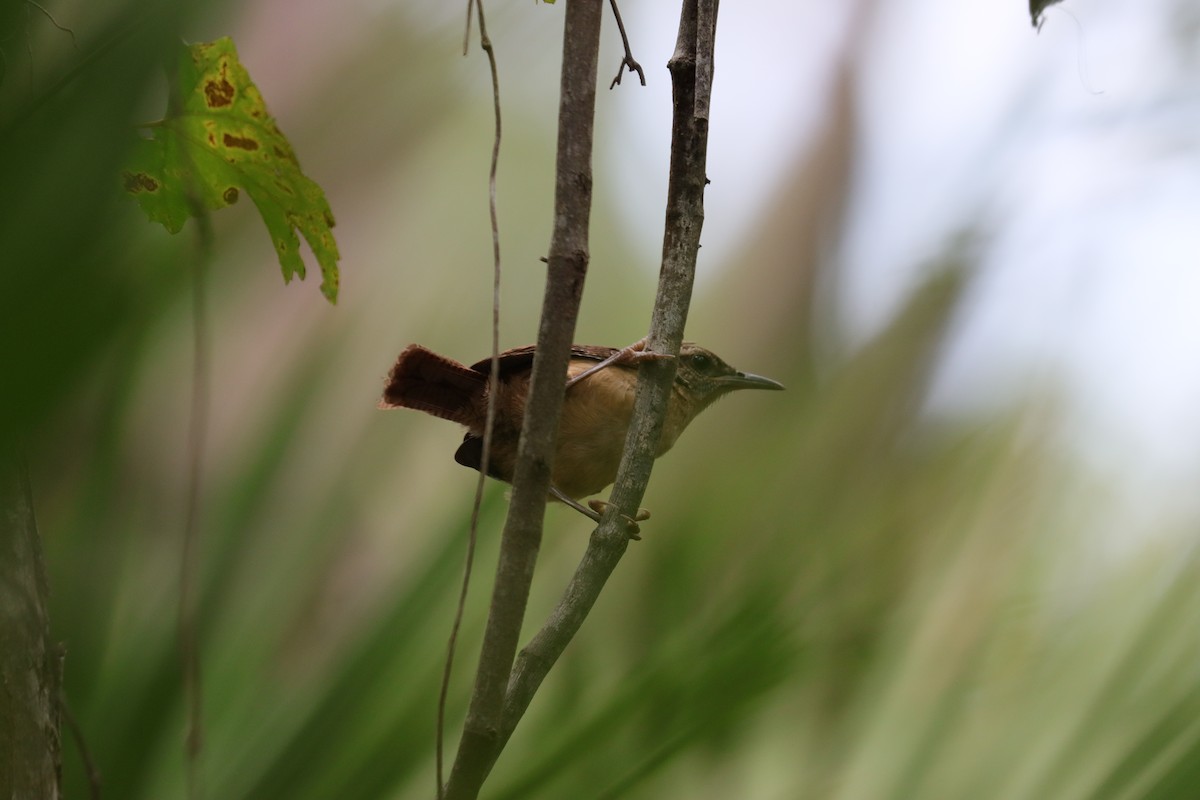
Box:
[688, 353, 712, 371]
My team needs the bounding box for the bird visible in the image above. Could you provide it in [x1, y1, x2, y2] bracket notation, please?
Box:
[379, 340, 783, 529]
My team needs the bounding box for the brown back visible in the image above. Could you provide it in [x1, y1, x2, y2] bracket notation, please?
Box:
[467, 344, 620, 376]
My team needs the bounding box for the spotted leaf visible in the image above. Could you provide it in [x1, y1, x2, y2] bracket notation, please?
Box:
[122, 37, 339, 303]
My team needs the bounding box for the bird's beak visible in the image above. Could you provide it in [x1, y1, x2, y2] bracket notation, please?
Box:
[722, 371, 785, 391]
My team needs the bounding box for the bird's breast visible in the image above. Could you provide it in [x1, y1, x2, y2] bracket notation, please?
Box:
[551, 362, 639, 498]
[551, 362, 697, 498]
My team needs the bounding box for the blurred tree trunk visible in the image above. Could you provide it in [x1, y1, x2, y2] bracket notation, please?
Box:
[0, 455, 62, 799]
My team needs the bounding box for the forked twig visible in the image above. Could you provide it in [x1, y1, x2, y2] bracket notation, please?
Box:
[464, 0, 720, 783]
[607, 0, 645, 89]
[443, 0, 606, 796]
[499, 0, 717, 765]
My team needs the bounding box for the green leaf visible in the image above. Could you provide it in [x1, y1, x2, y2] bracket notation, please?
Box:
[122, 37, 340, 303]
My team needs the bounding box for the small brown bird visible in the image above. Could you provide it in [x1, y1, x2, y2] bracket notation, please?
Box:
[379, 341, 783, 526]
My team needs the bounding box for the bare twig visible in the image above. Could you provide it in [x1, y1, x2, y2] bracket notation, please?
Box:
[498, 0, 718, 766]
[438, 0, 719, 785]
[461, 0, 474, 56]
[438, 0, 503, 797]
[172, 87, 215, 791]
[607, 0, 645, 89]
[442, 1, 606, 797]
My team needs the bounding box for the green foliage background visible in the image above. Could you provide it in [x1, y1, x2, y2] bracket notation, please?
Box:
[2, 3, 1198, 800]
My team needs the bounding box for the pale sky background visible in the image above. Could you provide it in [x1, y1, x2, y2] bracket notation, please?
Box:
[232, 0, 1200, 509]
[599, 0, 1200, 497]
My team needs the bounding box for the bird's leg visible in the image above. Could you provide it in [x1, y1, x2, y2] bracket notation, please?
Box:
[549, 485, 647, 539]
[564, 338, 673, 390]
[550, 485, 600, 522]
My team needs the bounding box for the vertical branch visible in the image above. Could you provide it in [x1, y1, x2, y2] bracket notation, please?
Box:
[443, 1, 605, 798]
[179, 207, 212, 800]
[59, 697, 102, 800]
[693, 0, 716, 119]
[499, 0, 718, 760]
[173, 47, 214, 782]
[439, 0, 503, 796]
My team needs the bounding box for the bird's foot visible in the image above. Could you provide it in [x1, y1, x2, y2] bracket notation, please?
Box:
[550, 485, 650, 539]
[614, 338, 674, 366]
[588, 500, 650, 540]
[565, 338, 674, 389]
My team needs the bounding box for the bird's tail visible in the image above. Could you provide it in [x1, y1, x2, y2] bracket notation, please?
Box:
[379, 345, 488, 425]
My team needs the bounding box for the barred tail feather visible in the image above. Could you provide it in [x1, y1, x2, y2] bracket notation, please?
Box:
[379, 345, 487, 425]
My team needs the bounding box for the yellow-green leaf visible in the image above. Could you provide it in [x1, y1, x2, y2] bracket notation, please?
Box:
[122, 37, 340, 303]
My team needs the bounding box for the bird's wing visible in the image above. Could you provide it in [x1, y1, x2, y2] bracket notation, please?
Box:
[467, 344, 620, 375]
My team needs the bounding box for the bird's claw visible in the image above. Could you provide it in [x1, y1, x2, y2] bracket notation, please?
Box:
[565, 338, 674, 389]
[588, 500, 650, 540]
[619, 338, 674, 366]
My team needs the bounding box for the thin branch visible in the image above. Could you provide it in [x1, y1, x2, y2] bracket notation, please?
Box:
[179, 210, 211, 800]
[60, 693, 102, 800]
[443, 1, 606, 797]
[497, 0, 718, 766]
[173, 95, 215, 793]
[461, 0, 474, 56]
[0, 0, 79, 92]
[24, 1, 79, 50]
[607, 0, 645, 89]
[2, 19, 143, 124]
[438, 0, 503, 797]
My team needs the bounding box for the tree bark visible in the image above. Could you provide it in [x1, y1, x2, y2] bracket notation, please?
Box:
[500, 0, 718, 752]
[0, 455, 63, 799]
[443, 1, 605, 797]
[444, 0, 719, 794]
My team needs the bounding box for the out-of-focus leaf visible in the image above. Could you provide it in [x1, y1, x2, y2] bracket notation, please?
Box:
[1031, 0, 1066, 28]
[122, 37, 340, 302]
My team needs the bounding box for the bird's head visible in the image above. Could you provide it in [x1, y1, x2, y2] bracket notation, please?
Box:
[673, 343, 784, 411]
